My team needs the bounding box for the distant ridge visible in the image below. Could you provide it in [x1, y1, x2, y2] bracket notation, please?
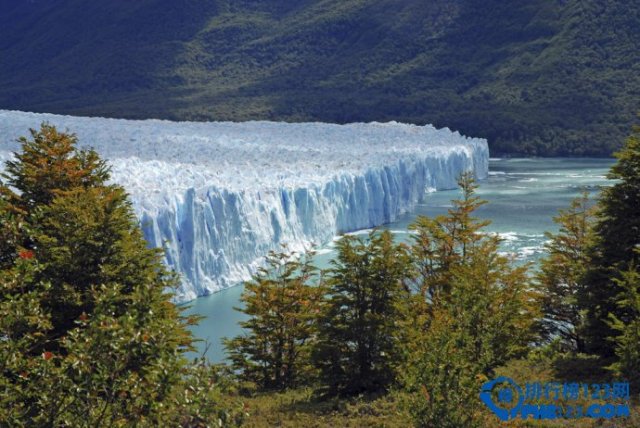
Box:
[0, 0, 638, 156]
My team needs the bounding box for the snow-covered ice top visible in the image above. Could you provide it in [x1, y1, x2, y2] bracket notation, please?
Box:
[0, 110, 489, 301]
[0, 110, 483, 197]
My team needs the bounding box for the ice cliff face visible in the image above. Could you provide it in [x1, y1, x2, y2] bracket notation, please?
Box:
[0, 110, 489, 301]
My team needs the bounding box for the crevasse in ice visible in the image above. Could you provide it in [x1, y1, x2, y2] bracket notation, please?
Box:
[0, 110, 489, 302]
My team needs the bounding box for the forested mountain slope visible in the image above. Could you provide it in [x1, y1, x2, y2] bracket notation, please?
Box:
[1, 0, 638, 155]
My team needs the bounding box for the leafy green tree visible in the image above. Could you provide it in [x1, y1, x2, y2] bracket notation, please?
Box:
[313, 230, 412, 396]
[408, 172, 490, 304]
[404, 244, 536, 427]
[3, 124, 109, 211]
[402, 308, 482, 428]
[536, 192, 594, 352]
[0, 125, 234, 426]
[225, 248, 324, 391]
[607, 261, 640, 390]
[581, 125, 640, 357]
[402, 174, 538, 426]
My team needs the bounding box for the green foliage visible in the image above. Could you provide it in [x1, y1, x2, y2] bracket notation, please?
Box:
[3, 125, 109, 210]
[313, 230, 412, 396]
[536, 192, 594, 352]
[157, 361, 248, 427]
[402, 174, 538, 427]
[581, 125, 640, 357]
[225, 247, 324, 391]
[0, 125, 236, 426]
[607, 264, 640, 390]
[408, 172, 490, 303]
[0, 186, 23, 269]
[2, 0, 639, 156]
[402, 307, 483, 428]
[446, 241, 536, 372]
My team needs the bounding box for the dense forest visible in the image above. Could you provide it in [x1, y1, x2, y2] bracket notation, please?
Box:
[1, 124, 639, 426]
[1, 0, 639, 156]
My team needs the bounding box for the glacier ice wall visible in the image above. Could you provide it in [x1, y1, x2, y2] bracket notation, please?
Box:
[0, 110, 489, 302]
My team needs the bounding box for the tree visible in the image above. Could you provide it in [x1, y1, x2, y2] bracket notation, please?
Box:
[0, 125, 233, 426]
[313, 230, 412, 396]
[403, 242, 536, 427]
[3, 124, 109, 211]
[224, 247, 324, 391]
[408, 172, 490, 304]
[536, 192, 594, 352]
[607, 261, 640, 390]
[402, 307, 482, 428]
[402, 174, 538, 426]
[581, 125, 640, 357]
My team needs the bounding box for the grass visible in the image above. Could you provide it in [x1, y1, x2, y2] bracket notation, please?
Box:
[230, 388, 410, 427]
[219, 354, 639, 427]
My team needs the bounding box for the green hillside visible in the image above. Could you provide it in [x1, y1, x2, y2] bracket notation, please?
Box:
[1, 0, 638, 155]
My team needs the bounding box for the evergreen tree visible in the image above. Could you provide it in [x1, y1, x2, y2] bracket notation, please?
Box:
[536, 192, 594, 352]
[224, 248, 324, 390]
[313, 230, 412, 396]
[581, 125, 640, 357]
[0, 125, 234, 426]
[402, 174, 538, 426]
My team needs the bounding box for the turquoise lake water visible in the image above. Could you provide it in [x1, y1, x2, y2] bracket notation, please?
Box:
[184, 158, 615, 362]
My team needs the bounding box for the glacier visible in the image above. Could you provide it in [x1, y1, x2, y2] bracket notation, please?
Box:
[0, 110, 489, 302]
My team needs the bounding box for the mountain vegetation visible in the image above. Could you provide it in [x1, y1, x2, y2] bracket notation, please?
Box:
[1, 0, 639, 156]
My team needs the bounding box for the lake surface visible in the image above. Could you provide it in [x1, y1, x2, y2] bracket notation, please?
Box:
[184, 158, 614, 362]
